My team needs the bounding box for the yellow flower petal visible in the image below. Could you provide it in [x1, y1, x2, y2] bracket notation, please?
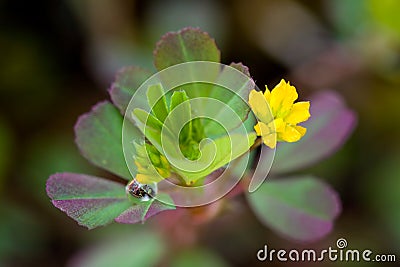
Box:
[278, 125, 303, 143]
[249, 79, 310, 149]
[254, 121, 270, 136]
[254, 123, 261, 136]
[264, 85, 271, 102]
[294, 125, 307, 137]
[285, 101, 310, 124]
[249, 90, 272, 123]
[262, 134, 277, 149]
[254, 122, 277, 149]
[268, 118, 285, 133]
[269, 79, 298, 117]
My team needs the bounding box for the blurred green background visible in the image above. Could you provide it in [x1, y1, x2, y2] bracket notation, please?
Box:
[0, 0, 399, 266]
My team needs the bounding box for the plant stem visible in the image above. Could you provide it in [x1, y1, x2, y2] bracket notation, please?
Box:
[249, 137, 263, 152]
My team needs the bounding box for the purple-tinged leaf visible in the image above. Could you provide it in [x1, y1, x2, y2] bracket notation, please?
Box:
[229, 62, 251, 77]
[272, 90, 357, 173]
[75, 101, 135, 180]
[153, 27, 221, 71]
[115, 194, 175, 224]
[109, 66, 153, 114]
[247, 176, 341, 242]
[46, 173, 131, 229]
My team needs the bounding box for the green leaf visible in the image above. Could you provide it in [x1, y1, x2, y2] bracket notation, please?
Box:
[132, 108, 165, 151]
[201, 63, 253, 136]
[133, 108, 163, 131]
[109, 66, 153, 114]
[165, 74, 252, 142]
[46, 173, 131, 229]
[69, 230, 165, 267]
[167, 94, 207, 160]
[170, 90, 189, 111]
[190, 117, 206, 142]
[247, 176, 341, 241]
[172, 132, 256, 183]
[154, 27, 220, 71]
[168, 90, 192, 143]
[147, 84, 169, 122]
[75, 101, 140, 180]
[169, 90, 206, 144]
[47, 172, 174, 229]
[229, 114, 258, 179]
[153, 29, 222, 111]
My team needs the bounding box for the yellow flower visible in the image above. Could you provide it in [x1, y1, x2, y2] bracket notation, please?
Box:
[249, 79, 310, 149]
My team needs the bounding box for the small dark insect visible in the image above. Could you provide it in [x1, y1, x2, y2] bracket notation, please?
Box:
[126, 179, 156, 200]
